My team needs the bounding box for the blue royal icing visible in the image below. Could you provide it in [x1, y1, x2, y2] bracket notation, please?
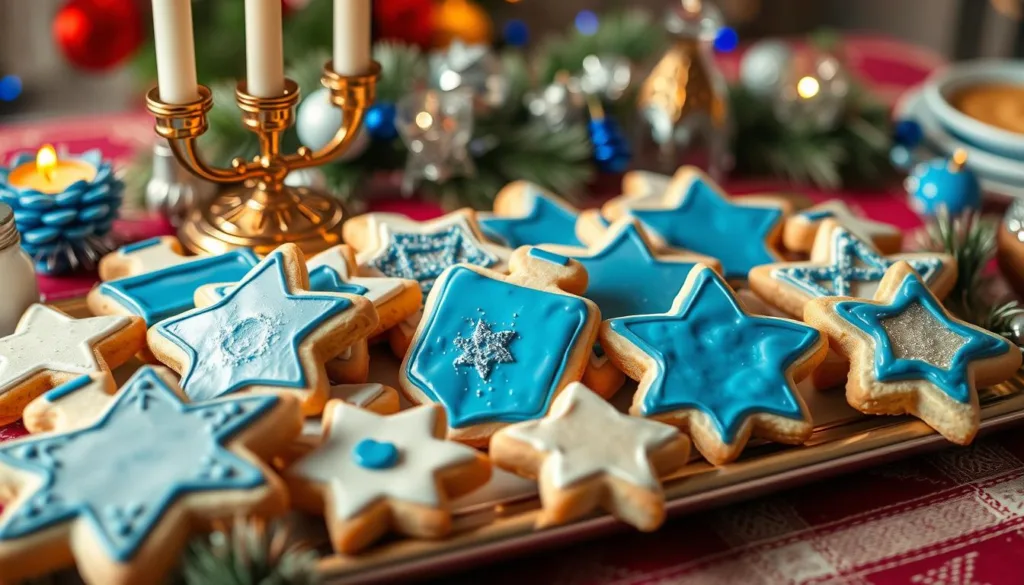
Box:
[567, 223, 701, 320]
[607, 267, 820, 442]
[352, 438, 400, 469]
[799, 210, 835, 222]
[0, 367, 274, 561]
[206, 264, 369, 300]
[405, 267, 590, 427]
[43, 374, 94, 402]
[528, 248, 570, 266]
[479, 191, 582, 248]
[98, 249, 260, 326]
[153, 250, 353, 402]
[772, 229, 943, 298]
[628, 177, 783, 280]
[370, 224, 498, 292]
[119, 238, 163, 255]
[834, 273, 1010, 403]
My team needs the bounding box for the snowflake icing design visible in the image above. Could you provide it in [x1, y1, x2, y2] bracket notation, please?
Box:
[453, 320, 516, 379]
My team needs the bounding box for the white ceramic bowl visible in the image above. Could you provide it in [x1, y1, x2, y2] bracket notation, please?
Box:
[921, 59, 1024, 158]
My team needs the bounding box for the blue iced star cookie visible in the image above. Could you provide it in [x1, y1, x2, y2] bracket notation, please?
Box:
[749, 220, 955, 318]
[149, 244, 377, 414]
[89, 246, 261, 326]
[0, 366, 299, 583]
[344, 210, 511, 293]
[400, 246, 600, 445]
[805, 262, 1022, 445]
[602, 167, 791, 280]
[479, 182, 583, 248]
[600, 264, 827, 464]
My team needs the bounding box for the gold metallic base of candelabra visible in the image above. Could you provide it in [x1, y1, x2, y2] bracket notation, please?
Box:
[178, 183, 347, 256]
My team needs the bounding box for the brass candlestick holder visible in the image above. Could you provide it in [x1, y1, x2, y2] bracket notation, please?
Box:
[145, 61, 381, 256]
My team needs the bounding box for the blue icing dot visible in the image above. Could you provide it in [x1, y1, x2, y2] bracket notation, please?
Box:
[119, 237, 163, 255]
[352, 438, 400, 469]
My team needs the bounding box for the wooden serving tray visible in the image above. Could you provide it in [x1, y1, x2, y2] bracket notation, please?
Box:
[52, 297, 1024, 585]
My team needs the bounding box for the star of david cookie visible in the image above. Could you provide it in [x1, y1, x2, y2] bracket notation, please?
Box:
[490, 383, 689, 531]
[0, 366, 301, 585]
[400, 246, 602, 446]
[342, 209, 511, 293]
[98, 236, 197, 282]
[783, 200, 903, 255]
[805, 262, 1022, 444]
[286, 402, 490, 554]
[749, 219, 956, 318]
[601, 166, 792, 281]
[148, 244, 378, 415]
[600, 264, 828, 465]
[0, 305, 145, 425]
[478, 181, 583, 248]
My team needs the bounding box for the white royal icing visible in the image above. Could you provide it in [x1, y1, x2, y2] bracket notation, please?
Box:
[503, 383, 679, 490]
[117, 238, 195, 274]
[306, 245, 406, 305]
[300, 383, 387, 438]
[290, 404, 479, 519]
[0, 305, 131, 392]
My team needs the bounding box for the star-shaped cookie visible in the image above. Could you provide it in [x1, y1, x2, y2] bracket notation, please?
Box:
[478, 181, 583, 248]
[98, 236, 196, 281]
[601, 264, 827, 465]
[805, 262, 1022, 444]
[783, 199, 903, 254]
[602, 166, 791, 280]
[490, 383, 689, 531]
[343, 209, 511, 293]
[0, 366, 300, 585]
[148, 244, 378, 414]
[286, 402, 490, 553]
[749, 219, 956, 317]
[0, 305, 145, 425]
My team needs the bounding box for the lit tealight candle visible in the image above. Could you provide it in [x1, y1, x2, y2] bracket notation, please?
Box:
[6, 145, 98, 194]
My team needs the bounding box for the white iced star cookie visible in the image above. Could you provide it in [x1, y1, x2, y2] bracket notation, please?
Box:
[783, 200, 903, 255]
[285, 402, 491, 554]
[148, 244, 378, 416]
[97, 236, 196, 281]
[0, 305, 145, 425]
[490, 383, 690, 531]
[342, 209, 511, 293]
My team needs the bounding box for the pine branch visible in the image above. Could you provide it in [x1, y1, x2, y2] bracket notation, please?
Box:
[536, 10, 668, 83]
[373, 42, 427, 103]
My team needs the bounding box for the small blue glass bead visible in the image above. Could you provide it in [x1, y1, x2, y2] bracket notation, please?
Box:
[365, 103, 398, 140]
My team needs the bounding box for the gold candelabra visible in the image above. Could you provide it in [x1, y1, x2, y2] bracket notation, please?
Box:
[146, 61, 381, 256]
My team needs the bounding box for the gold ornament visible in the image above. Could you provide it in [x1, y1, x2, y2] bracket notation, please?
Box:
[433, 0, 493, 48]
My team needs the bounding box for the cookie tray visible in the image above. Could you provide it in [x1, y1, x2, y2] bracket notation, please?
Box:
[52, 297, 1024, 585]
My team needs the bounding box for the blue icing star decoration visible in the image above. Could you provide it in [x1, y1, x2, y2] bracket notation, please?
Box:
[834, 272, 1011, 405]
[370, 224, 499, 293]
[603, 265, 823, 460]
[549, 220, 715, 320]
[617, 170, 787, 280]
[403, 265, 593, 429]
[479, 184, 582, 248]
[151, 247, 357, 403]
[0, 367, 276, 562]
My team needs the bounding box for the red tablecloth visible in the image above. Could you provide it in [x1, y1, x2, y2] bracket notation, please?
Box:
[3, 36, 1018, 584]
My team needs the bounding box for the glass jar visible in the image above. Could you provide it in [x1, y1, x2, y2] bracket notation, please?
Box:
[0, 203, 40, 336]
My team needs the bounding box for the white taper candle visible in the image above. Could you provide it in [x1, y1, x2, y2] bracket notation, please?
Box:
[244, 0, 286, 97]
[333, 0, 371, 75]
[151, 0, 199, 104]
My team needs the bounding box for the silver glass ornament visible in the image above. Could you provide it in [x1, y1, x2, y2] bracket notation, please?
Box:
[145, 138, 215, 226]
[773, 53, 851, 133]
[739, 39, 794, 98]
[396, 89, 475, 194]
[296, 88, 370, 160]
[1009, 313, 1024, 346]
[284, 168, 328, 191]
[579, 54, 632, 101]
[524, 73, 585, 130]
[429, 40, 508, 112]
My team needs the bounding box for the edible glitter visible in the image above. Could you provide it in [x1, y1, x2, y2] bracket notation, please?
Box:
[880, 302, 968, 369]
[369, 225, 497, 292]
[453, 319, 516, 379]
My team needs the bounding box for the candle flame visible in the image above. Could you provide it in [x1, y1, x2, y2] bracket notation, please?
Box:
[36, 144, 57, 183]
[796, 76, 820, 99]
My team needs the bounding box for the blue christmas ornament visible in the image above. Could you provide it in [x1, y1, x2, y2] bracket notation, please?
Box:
[0, 148, 123, 275]
[893, 119, 923, 148]
[365, 103, 398, 140]
[589, 113, 631, 174]
[905, 150, 981, 217]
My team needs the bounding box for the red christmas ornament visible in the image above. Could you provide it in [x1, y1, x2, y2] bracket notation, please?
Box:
[374, 0, 435, 48]
[53, 0, 143, 71]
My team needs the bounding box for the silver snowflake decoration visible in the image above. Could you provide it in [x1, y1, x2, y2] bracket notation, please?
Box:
[453, 319, 515, 379]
